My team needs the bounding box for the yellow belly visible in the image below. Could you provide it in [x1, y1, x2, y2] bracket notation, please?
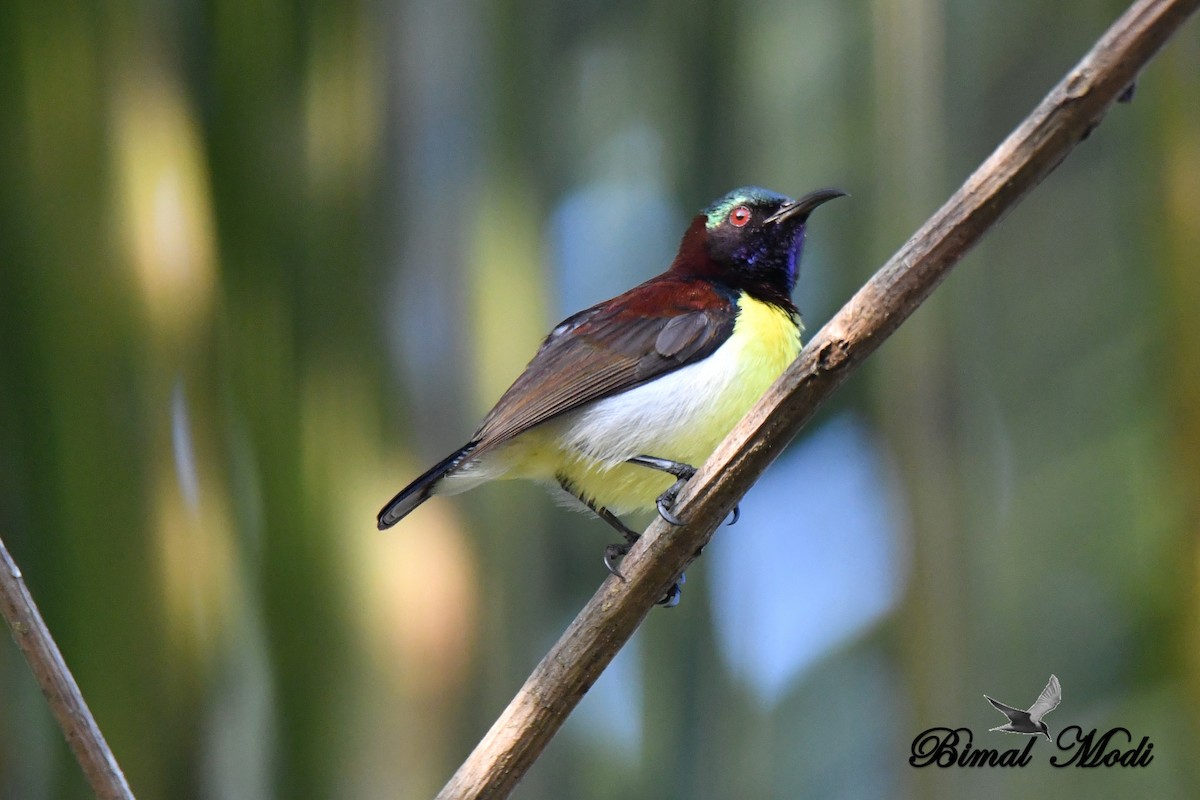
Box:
[504, 294, 801, 514]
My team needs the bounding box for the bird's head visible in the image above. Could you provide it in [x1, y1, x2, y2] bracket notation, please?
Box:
[670, 186, 846, 309]
[1038, 723, 1052, 741]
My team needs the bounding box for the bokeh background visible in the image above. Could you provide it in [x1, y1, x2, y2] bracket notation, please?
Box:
[1, 0, 1198, 798]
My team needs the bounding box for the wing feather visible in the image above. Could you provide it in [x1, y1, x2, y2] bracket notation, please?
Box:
[472, 277, 738, 453]
[1027, 674, 1061, 722]
[985, 695, 1025, 720]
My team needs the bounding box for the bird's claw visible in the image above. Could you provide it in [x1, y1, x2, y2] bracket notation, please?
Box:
[657, 572, 686, 608]
[606, 540, 685, 609]
[727, 504, 740, 526]
[653, 471, 695, 526]
[603, 541, 633, 581]
[613, 455, 705, 605]
[656, 483, 687, 526]
[626, 455, 697, 526]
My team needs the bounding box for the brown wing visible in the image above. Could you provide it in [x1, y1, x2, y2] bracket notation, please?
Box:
[471, 276, 738, 453]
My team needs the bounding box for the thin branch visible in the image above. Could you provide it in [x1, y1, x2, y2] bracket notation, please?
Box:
[0, 534, 135, 800]
[437, 0, 1199, 797]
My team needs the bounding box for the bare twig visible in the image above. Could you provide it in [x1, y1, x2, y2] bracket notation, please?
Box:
[435, 0, 1200, 797]
[0, 535, 135, 800]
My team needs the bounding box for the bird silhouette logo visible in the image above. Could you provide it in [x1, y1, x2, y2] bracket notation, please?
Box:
[984, 675, 1062, 740]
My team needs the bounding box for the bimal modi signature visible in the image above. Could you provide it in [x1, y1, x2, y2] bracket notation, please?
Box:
[909, 675, 1155, 769]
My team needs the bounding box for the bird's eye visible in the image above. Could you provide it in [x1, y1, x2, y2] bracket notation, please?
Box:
[729, 205, 752, 227]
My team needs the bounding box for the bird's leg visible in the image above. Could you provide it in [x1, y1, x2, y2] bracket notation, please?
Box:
[559, 479, 640, 578]
[625, 455, 695, 525]
[593, 506, 640, 581]
[626, 454, 742, 527]
[625, 455, 700, 526]
[623, 454, 715, 605]
[559, 478, 684, 607]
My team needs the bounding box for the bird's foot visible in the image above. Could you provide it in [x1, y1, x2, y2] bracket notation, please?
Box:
[657, 483, 687, 525]
[603, 538, 636, 581]
[603, 538, 685, 608]
[658, 572, 686, 608]
[627, 455, 697, 526]
[566, 482, 642, 581]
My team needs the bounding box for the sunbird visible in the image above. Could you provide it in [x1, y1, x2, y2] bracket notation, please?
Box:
[378, 186, 844, 604]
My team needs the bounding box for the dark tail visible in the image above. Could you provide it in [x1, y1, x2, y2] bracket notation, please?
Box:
[377, 443, 476, 530]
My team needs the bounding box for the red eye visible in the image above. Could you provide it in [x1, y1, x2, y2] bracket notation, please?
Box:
[729, 206, 752, 227]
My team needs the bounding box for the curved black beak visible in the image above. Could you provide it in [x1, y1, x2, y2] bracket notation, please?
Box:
[765, 187, 848, 225]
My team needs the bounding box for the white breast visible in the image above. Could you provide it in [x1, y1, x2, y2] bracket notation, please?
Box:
[552, 334, 752, 466]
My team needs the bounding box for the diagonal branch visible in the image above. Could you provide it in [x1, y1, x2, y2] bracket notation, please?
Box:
[0, 534, 136, 800]
[437, 0, 1200, 797]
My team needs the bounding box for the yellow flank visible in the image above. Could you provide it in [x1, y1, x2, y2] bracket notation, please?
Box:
[503, 293, 802, 515]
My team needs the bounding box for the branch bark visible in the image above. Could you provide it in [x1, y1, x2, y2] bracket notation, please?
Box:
[0, 534, 135, 800]
[440, 0, 1199, 796]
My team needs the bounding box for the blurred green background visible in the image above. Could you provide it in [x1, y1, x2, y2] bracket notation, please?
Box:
[1, 0, 1198, 798]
